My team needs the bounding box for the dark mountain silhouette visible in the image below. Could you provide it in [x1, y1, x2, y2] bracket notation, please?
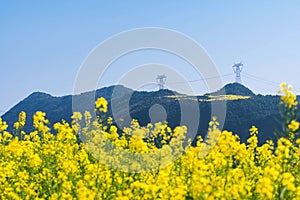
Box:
[210, 82, 255, 96]
[1, 83, 287, 145]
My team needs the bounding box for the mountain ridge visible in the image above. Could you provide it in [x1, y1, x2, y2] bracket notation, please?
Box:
[1, 83, 287, 144]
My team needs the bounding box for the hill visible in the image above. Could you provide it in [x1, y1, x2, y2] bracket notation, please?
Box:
[1, 83, 286, 145]
[209, 82, 255, 96]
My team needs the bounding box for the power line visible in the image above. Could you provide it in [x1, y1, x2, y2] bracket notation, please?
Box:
[138, 85, 158, 91]
[244, 73, 280, 86]
[243, 73, 300, 92]
[167, 73, 235, 85]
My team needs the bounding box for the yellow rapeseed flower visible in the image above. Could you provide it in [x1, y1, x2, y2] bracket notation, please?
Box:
[0, 118, 8, 132]
[0, 90, 300, 200]
[95, 97, 108, 113]
[249, 125, 258, 135]
[288, 120, 299, 132]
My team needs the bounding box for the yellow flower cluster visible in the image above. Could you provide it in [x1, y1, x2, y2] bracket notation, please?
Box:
[279, 82, 298, 108]
[0, 84, 299, 199]
[95, 97, 108, 113]
[278, 82, 300, 141]
[33, 111, 50, 134]
[0, 117, 8, 132]
[14, 111, 26, 130]
[288, 120, 299, 132]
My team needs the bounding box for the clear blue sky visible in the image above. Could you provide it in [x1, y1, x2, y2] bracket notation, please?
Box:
[1, 1, 300, 113]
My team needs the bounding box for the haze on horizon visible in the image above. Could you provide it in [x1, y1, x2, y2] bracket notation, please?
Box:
[1, 1, 300, 113]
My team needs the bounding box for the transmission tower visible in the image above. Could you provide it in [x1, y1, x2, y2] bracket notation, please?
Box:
[232, 62, 243, 83]
[156, 74, 167, 90]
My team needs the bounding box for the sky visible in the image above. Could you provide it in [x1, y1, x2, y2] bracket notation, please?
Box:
[1, 1, 300, 114]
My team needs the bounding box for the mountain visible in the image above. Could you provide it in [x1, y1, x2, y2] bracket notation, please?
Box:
[1, 83, 287, 145]
[210, 82, 255, 96]
[2, 92, 73, 134]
